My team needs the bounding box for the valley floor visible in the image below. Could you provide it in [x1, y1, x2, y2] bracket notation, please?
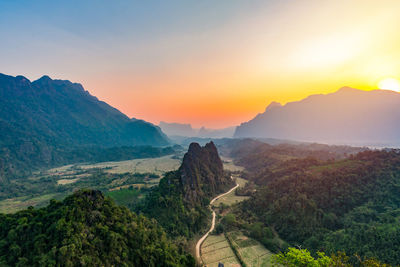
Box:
[0, 155, 182, 213]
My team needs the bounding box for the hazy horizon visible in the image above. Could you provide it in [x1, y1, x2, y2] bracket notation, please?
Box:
[2, 0, 400, 128]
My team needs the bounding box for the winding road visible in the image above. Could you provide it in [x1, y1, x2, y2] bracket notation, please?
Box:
[195, 182, 239, 264]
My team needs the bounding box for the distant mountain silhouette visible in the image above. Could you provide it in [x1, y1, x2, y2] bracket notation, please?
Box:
[197, 126, 236, 138]
[235, 87, 400, 146]
[159, 121, 235, 138]
[159, 121, 197, 136]
[0, 73, 169, 180]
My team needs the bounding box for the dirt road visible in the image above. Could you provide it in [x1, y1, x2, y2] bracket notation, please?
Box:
[195, 183, 239, 264]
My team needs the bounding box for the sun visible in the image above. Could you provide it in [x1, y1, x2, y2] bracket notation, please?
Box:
[378, 78, 400, 92]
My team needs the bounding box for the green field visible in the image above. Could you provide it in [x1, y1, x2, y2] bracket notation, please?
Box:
[76, 155, 181, 175]
[201, 234, 240, 267]
[201, 231, 273, 267]
[212, 177, 249, 207]
[0, 155, 181, 213]
[221, 156, 244, 172]
[227, 231, 273, 267]
[106, 187, 142, 208]
[0, 193, 62, 214]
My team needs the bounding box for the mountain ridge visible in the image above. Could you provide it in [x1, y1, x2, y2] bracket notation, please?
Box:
[235, 87, 400, 146]
[0, 73, 169, 146]
[0, 73, 169, 180]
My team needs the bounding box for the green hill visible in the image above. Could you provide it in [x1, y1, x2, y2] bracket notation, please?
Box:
[0, 189, 194, 266]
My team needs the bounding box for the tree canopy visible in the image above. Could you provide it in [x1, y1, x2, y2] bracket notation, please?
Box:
[0, 189, 194, 267]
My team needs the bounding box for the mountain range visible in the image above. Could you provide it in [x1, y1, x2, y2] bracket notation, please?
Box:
[159, 121, 236, 138]
[0, 73, 169, 180]
[235, 87, 400, 147]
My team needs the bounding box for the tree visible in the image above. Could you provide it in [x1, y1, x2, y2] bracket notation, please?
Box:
[272, 248, 332, 267]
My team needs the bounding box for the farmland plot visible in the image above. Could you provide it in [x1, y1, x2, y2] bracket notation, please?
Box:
[201, 234, 240, 267]
[228, 231, 273, 267]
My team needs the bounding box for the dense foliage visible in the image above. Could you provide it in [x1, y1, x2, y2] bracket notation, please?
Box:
[229, 140, 364, 185]
[137, 171, 210, 239]
[273, 247, 333, 267]
[233, 148, 400, 265]
[0, 189, 194, 266]
[273, 247, 389, 267]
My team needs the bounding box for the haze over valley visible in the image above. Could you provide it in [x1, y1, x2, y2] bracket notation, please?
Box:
[1, 1, 400, 266]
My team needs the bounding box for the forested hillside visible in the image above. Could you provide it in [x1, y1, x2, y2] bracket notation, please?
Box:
[0, 73, 170, 182]
[232, 146, 400, 265]
[0, 189, 194, 266]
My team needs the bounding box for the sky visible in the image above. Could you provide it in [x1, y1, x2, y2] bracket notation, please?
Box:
[1, 0, 400, 128]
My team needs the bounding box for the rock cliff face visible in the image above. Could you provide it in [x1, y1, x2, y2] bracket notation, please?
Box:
[179, 142, 233, 204]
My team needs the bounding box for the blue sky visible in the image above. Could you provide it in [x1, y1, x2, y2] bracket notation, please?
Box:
[1, 1, 400, 128]
[0, 0, 274, 79]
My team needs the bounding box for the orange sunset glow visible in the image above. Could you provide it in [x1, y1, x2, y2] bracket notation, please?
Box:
[2, 1, 400, 128]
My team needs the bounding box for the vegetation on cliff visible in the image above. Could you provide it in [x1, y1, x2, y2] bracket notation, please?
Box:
[137, 142, 234, 239]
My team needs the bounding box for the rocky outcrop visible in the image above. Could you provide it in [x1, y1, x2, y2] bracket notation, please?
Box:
[179, 142, 234, 204]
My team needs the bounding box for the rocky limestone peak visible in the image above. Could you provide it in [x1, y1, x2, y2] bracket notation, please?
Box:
[179, 142, 232, 205]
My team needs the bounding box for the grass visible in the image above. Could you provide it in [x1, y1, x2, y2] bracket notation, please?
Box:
[106, 188, 141, 207]
[221, 156, 244, 172]
[228, 231, 274, 267]
[202, 231, 274, 267]
[57, 178, 79, 185]
[0, 193, 61, 214]
[79, 155, 180, 175]
[212, 177, 250, 207]
[45, 155, 181, 178]
[240, 245, 273, 267]
[201, 234, 240, 267]
[2, 155, 178, 213]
